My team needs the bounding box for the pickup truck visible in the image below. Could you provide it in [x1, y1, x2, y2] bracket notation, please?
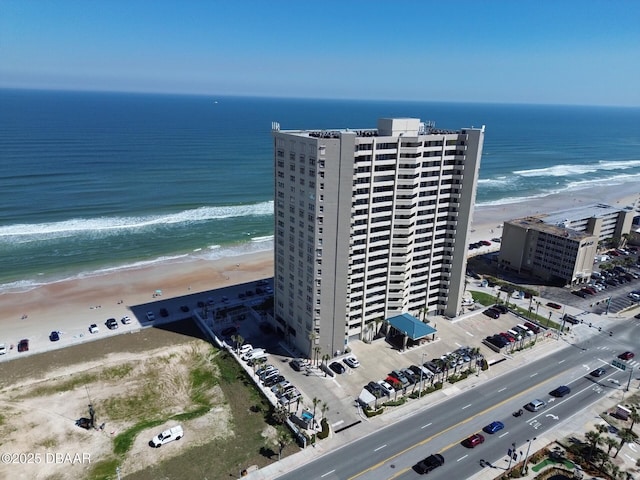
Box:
[150, 425, 183, 447]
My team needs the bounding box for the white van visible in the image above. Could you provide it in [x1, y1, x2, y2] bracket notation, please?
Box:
[242, 348, 265, 361]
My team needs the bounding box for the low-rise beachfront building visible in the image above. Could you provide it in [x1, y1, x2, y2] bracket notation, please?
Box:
[498, 216, 597, 286]
[540, 203, 635, 246]
[270, 118, 484, 357]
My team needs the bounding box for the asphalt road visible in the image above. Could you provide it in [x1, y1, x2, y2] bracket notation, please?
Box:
[275, 316, 640, 480]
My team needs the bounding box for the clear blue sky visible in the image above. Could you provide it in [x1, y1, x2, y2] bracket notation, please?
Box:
[1, 0, 639, 106]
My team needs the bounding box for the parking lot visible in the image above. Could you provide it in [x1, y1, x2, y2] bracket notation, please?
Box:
[224, 306, 557, 433]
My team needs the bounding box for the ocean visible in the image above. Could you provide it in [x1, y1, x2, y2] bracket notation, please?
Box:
[1, 89, 639, 292]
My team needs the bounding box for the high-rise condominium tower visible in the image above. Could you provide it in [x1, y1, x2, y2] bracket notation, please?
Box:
[271, 118, 484, 357]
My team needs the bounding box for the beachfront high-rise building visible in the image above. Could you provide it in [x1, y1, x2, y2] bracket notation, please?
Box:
[271, 118, 485, 357]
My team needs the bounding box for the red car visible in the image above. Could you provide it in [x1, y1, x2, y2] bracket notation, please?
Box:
[546, 302, 562, 310]
[463, 433, 485, 448]
[618, 351, 635, 360]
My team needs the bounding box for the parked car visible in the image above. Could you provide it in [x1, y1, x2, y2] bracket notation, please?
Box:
[618, 351, 635, 360]
[463, 433, 485, 448]
[180, 305, 190, 312]
[549, 385, 571, 397]
[376, 380, 395, 396]
[150, 425, 183, 447]
[89, 324, 99, 334]
[159, 308, 169, 317]
[17, 339, 29, 352]
[389, 370, 410, 387]
[524, 322, 541, 334]
[0, 344, 6, 355]
[121, 315, 132, 324]
[524, 399, 546, 412]
[483, 308, 500, 319]
[343, 355, 360, 368]
[414, 453, 445, 474]
[483, 421, 505, 434]
[365, 382, 384, 398]
[329, 362, 345, 374]
[590, 367, 607, 377]
[493, 304, 508, 314]
[105, 318, 118, 330]
[146, 311, 155, 321]
[49, 331, 60, 342]
[546, 302, 562, 310]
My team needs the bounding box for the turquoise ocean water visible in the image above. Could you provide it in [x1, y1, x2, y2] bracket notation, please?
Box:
[1, 89, 639, 291]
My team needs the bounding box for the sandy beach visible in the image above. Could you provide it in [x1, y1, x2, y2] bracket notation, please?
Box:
[0, 183, 638, 360]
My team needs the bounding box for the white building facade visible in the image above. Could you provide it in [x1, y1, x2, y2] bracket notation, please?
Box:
[272, 118, 484, 357]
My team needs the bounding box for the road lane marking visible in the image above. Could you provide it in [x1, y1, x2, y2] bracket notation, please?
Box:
[499, 432, 509, 438]
[421, 422, 432, 429]
[457, 454, 468, 462]
[321, 470, 335, 477]
[498, 387, 507, 392]
[462, 404, 472, 409]
[530, 373, 538, 377]
[374, 444, 387, 452]
[558, 359, 565, 364]
[466, 331, 474, 337]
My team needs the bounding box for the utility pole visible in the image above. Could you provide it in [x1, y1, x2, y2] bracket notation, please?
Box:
[522, 437, 536, 474]
[418, 352, 426, 398]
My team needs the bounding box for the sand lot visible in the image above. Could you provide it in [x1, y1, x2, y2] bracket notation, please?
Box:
[0, 325, 233, 480]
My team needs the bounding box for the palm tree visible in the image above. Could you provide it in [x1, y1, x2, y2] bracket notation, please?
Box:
[585, 430, 602, 459]
[311, 397, 320, 419]
[320, 401, 329, 421]
[308, 331, 317, 360]
[231, 334, 244, 353]
[604, 436, 618, 456]
[628, 407, 640, 433]
[276, 429, 291, 461]
[613, 429, 635, 458]
[313, 346, 321, 366]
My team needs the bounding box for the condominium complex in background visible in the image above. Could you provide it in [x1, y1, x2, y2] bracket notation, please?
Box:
[271, 118, 485, 357]
[498, 204, 635, 286]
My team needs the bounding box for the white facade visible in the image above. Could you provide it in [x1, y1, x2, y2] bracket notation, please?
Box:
[272, 118, 484, 357]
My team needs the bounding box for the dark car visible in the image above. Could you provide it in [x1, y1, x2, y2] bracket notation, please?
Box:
[414, 453, 445, 474]
[524, 322, 541, 334]
[590, 367, 606, 377]
[264, 375, 285, 387]
[365, 382, 384, 398]
[159, 308, 169, 317]
[619, 351, 635, 360]
[483, 421, 505, 434]
[550, 385, 571, 397]
[49, 331, 60, 342]
[221, 326, 238, 337]
[493, 304, 509, 314]
[572, 290, 588, 298]
[329, 362, 345, 374]
[463, 433, 485, 448]
[105, 318, 118, 330]
[546, 302, 562, 309]
[483, 308, 500, 319]
[17, 339, 29, 352]
[180, 305, 190, 312]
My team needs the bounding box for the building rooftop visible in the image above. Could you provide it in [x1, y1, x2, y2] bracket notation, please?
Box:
[506, 216, 594, 240]
[273, 117, 466, 139]
[542, 203, 627, 226]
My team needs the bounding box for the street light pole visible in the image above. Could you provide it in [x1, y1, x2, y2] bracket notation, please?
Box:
[418, 352, 426, 398]
[522, 437, 536, 474]
[507, 442, 516, 470]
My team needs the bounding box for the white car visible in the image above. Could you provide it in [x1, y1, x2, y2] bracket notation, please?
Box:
[150, 425, 183, 447]
[89, 324, 99, 334]
[343, 355, 360, 368]
[0, 344, 6, 355]
[146, 311, 155, 321]
[121, 315, 132, 325]
[238, 344, 253, 355]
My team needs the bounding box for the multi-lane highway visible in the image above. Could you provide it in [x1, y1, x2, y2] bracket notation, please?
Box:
[276, 317, 640, 480]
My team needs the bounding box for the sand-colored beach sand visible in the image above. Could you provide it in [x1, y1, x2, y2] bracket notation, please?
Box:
[0, 183, 638, 358]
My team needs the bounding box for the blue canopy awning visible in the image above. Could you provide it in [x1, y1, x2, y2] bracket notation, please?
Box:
[386, 313, 437, 340]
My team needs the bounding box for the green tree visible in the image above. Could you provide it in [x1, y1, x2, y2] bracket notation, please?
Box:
[276, 429, 291, 461]
[320, 401, 330, 420]
[628, 407, 640, 433]
[308, 331, 317, 360]
[311, 397, 320, 419]
[604, 436, 618, 456]
[231, 334, 244, 353]
[614, 429, 635, 458]
[586, 430, 602, 459]
[313, 346, 321, 366]
[271, 406, 289, 425]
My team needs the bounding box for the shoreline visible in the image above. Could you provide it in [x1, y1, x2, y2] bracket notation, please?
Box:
[0, 183, 638, 359]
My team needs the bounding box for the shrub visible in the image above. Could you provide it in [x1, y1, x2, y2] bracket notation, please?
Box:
[364, 407, 384, 417]
[317, 418, 330, 439]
